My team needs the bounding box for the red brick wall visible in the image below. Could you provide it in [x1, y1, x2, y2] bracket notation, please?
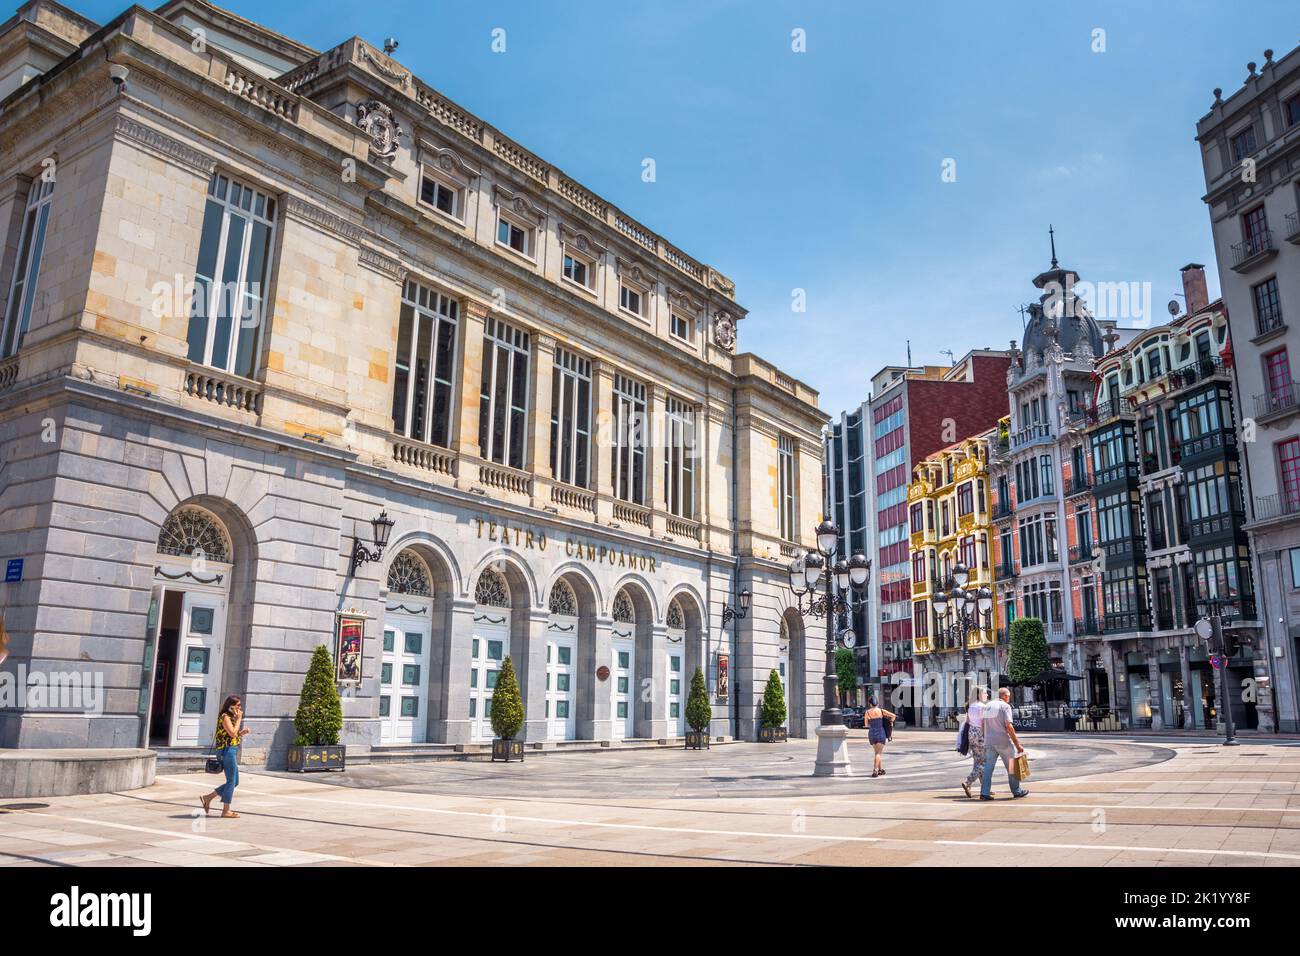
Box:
[906, 355, 1012, 462]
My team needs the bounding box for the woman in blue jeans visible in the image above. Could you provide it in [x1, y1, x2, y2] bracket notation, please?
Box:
[201, 695, 248, 819]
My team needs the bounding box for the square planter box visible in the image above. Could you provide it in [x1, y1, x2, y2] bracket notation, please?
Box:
[758, 726, 788, 743]
[684, 730, 710, 750]
[286, 745, 346, 772]
[492, 738, 525, 762]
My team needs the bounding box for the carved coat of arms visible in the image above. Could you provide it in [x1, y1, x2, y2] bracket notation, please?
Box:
[356, 100, 404, 160]
[713, 311, 736, 351]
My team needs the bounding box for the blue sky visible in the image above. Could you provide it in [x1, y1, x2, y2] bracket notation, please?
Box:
[81, 0, 1299, 414]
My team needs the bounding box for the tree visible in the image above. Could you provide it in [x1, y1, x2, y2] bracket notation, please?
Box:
[835, 647, 859, 706]
[761, 668, 787, 729]
[1007, 617, 1050, 689]
[293, 645, 343, 747]
[490, 655, 525, 740]
[686, 666, 712, 733]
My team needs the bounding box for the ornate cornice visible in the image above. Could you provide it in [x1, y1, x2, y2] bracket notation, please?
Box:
[283, 194, 369, 245]
[615, 256, 657, 288]
[418, 137, 480, 180]
[358, 246, 405, 282]
[558, 222, 607, 257]
[113, 114, 216, 176]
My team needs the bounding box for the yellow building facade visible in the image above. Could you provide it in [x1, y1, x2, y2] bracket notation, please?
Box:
[907, 438, 999, 678]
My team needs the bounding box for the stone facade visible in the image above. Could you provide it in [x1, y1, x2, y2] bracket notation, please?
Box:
[0, 1, 827, 761]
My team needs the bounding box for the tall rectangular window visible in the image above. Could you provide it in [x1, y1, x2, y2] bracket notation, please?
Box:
[1, 177, 54, 358]
[1264, 348, 1293, 410]
[1279, 437, 1300, 509]
[549, 347, 591, 488]
[392, 281, 459, 447]
[477, 316, 530, 468]
[778, 434, 796, 541]
[664, 395, 697, 519]
[611, 374, 647, 504]
[1252, 277, 1283, 336]
[186, 174, 276, 378]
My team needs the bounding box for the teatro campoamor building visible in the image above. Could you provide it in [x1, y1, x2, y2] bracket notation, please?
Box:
[0, 0, 828, 763]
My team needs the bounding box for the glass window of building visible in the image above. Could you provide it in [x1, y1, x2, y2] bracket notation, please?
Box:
[478, 316, 530, 468]
[611, 373, 647, 504]
[664, 395, 697, 518]
[1, 177, 54, 358]
[550, 347, 592, 488]
[185, 173, 277, 378]
[778, 434, 797, 541]
[392, 280, 459, 447]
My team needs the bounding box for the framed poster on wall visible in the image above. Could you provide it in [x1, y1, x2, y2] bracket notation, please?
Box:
[716, 653, 729, 701]
[335, 611, 366, 684]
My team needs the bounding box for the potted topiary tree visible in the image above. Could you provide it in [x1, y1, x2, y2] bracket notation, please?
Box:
[490, 655, 525, 762]
[758, 667, 788, 742]
[684, 666, 711, 750]
[287, 644, 345, 772]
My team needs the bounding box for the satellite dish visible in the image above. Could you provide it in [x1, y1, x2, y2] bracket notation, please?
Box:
[1167, 300, 1180, 316]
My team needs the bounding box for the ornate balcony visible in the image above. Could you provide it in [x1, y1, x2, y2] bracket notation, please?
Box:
[392, 439, 456, 477]
[1286, 210, 1300, 244]
[1255, 492, 1300, 523]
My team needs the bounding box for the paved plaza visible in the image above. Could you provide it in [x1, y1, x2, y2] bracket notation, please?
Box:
[2, 731, 1299, 867]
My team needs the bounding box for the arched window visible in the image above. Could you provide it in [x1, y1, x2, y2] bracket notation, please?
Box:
[612, 589, 634, 623]
[387, 550, 431, 597]
[474, 567, 511, 608]
[548, 579, 577, 616]
[666, 599, 684, 629]
[157, 506, 232, 563]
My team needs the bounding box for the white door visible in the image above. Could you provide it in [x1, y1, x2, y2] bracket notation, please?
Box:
[665, 641, 685, 737]
[546, 630, 576, 740]
[470, 623, 508, 742]
[170, 591, 226, 747]
[611, 634, 634, 739]
[379, 615, 431, 744]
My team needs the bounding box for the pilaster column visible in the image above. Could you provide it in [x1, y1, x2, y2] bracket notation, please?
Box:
[591, 361, 616, 522]
[583, 616, 614, 740]
[452, 300, 488, 487]
[527, 335, 555, 484]
[648, 383, 668, 535]
[520, 608, 550, 744]
[440, 597, 478, 745]
[639, 622, 669, 739]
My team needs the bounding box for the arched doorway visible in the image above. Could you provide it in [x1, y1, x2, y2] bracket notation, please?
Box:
[777, 619, 792, 733]
[546, 580, 579, 740]
[379, 549, 434, 744]
[781, 606, 808, 737]
[610, 588, 636, 739]
[469, 567, 512, 742]
[148, 505, 234, 747]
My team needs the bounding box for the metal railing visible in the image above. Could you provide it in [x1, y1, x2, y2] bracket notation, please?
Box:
[1230, 228, 1275, 268]
[1286, 210, 1300, 242]
[1067, 473, 1092, 496]
[1253, 493, 1300, 522]
[1012, 421, 1054, 447]
[1068, 544, 1094, 563]
[1254, 381, 1299, 419]
[994, 562, 1017, 581]
[1256, 306, 1286, 338]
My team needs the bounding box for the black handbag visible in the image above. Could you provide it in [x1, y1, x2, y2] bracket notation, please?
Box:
[204, 732, 223, 774]
[956, 720, 971, 756]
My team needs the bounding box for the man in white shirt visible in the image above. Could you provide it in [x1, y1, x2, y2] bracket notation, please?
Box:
[979, 687, 1027, 800]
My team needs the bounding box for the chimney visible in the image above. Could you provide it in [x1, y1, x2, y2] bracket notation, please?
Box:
[1181, 263, 1209, 314]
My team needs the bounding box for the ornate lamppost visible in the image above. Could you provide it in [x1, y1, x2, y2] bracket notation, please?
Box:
[721, 588, 750, 740]
[786, 519, 871, 776]
[930, 562, 993, 723]
[349, 510, 396, 573]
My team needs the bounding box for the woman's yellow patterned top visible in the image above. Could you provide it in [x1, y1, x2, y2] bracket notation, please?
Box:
[214, 712, 239, 749]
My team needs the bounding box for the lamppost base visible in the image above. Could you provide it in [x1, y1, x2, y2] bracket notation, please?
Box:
[813, 723, 853, 776]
